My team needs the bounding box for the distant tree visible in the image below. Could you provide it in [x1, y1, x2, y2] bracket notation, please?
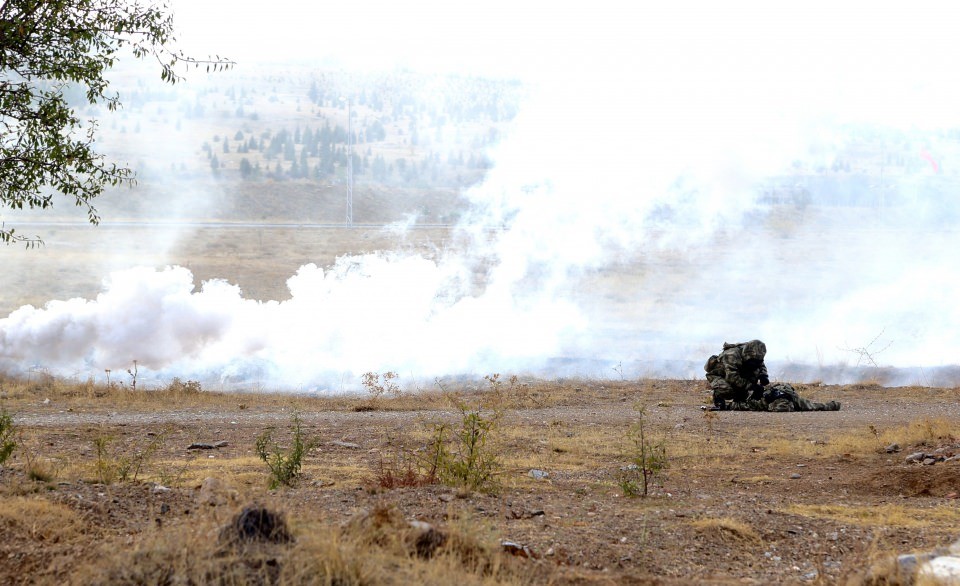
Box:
[371, 154, 388, 181]
[239, 157, 253, 179]
[234, 130, 244, 141]
[222, 139, 229, 153]
[367, 120, 386, 142]
[0, 0, 230, 245]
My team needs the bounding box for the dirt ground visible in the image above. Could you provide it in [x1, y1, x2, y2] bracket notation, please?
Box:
[1, 379, 959, 584]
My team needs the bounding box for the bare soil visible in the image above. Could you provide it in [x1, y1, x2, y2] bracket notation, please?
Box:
[1, 380, 959, 584]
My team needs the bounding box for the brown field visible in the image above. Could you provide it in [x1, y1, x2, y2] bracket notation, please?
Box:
[0, 377, 958, 584]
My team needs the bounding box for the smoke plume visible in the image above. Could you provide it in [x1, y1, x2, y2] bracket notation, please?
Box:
[4, 4, 960, 389]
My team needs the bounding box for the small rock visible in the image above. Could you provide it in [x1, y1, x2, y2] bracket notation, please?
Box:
[330, 440, 361, 449]
[801, 570, 818, 581]
[897, 553, 939, 577]
[197, 477, 238, 506]
[159, 503, 170, 515]
[502, 540, 538, 559]
[905, 452, 926, 463]
[151, 484, 170, 493]
[946, 492, 959, 500]
[219, 505, 293, 545]
[919, 556, 960, 582]
[187, 443, 216, 450]
[214, 441, 229, 448]
[439, 494, 454, 503]
[528, 469, 549, 480]
[922, 458, 937, 466]
[790, 473, 802, 479]
[885, 443, 901, 453]
[620, 464, 639, 471]
[409, 520, 433, 532]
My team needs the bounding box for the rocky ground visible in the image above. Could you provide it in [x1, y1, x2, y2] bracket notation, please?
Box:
[0, 379, 959, 584]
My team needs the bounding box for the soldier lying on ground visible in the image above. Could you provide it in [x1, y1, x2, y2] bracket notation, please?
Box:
[727, 382, 841, 412]
[704, 339, 769, 411]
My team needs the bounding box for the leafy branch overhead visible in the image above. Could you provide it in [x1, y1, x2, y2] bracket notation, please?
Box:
[0, 0, 233, 246]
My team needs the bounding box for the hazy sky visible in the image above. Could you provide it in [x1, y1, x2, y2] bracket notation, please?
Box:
[170, 1, 960, 127]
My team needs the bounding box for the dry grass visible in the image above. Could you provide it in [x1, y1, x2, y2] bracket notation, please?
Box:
[786, 503, 960, 529]
[689, 516, 762, 544]
[764, 416, 957, 458]
[2, 375, 960, 584]
[74, 501, 527, 586]
[0, 498, 87, 543]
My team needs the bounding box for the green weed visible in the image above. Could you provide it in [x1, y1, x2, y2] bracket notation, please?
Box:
[255, 413, 318, 489]
[618, 405, 668, 497]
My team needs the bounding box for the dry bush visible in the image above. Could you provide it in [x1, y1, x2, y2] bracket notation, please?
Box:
[690, 517, 762, 545]
[370, 439, 438, 490]
[0, 497, 87, 543]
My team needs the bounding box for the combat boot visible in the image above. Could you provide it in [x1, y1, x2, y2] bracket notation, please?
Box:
[826, 400, 841, 411]
[709, 397, 727, 411]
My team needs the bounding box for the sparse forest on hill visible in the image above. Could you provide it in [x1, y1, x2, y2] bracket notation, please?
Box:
[60, 67, 524, 225]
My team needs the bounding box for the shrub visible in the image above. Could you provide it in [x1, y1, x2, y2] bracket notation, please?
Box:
[360, 371, 401, 409]
[93, 429, 167, 484]
[0, 410, 16, 466]
[255, 413, 318, 489]
[426, 399, 502, 493]
[618, 405, 668, 497]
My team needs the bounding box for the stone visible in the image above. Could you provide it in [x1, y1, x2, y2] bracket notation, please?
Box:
[790, 473, 802, 479]
[330, 440, 361, 449]
[905, 452, 926, 463]
[885, 443, 901, 453]
[219, 505, 293, 545]
[528, 469, 549, 480]
[922, 458, 937, 466]
[919, 556, 960, 583]
[187, 443, 217, 450]
[197, 477, 238, 506]
[502, 540, 539, 559]
[409, 521, 447, 558]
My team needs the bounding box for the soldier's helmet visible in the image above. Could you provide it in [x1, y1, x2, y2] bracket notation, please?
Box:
[741, 340, 766, 362]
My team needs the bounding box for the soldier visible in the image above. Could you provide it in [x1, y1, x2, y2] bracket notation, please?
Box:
[730, 382, 841, 412]
[704, 339, 769, 411]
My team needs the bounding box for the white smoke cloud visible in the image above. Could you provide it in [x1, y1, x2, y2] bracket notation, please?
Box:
[4, 3, 960, 388]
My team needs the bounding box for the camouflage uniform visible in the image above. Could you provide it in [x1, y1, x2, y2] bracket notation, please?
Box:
[704, 340, 769, 408]
[730, 383, 841, 412]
